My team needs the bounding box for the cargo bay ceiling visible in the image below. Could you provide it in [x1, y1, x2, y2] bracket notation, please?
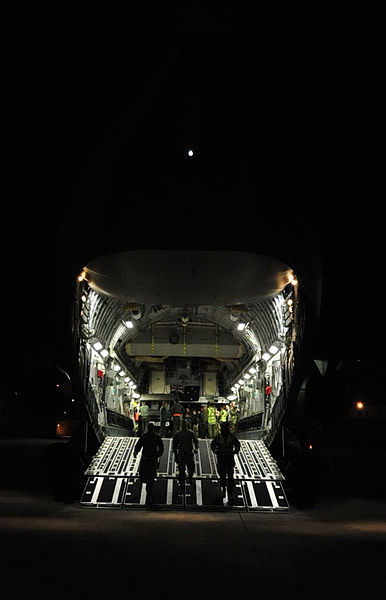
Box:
[78, 249, 297, 395]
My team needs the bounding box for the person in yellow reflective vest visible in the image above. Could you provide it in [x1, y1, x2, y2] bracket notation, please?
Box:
[219, 405, 228, 423]
[207, 402, 217, 439]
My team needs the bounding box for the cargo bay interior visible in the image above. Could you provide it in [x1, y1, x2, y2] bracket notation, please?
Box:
[75, 248, 301, 510]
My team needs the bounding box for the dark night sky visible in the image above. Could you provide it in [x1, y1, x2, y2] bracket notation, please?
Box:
[4, 8, 383, 376]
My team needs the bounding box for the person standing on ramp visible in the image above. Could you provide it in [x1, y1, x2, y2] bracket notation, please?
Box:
[134, 423, 164, 506]
[211, 421, 241, 504]
[172, 419, 199, 488]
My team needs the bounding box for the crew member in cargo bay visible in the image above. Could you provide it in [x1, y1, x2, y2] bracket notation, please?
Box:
[211, 421, 241, 504]
[172, 418, 199, 487]
[134, 423, 164, 506]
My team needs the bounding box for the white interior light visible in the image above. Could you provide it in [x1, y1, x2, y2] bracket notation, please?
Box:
[227, 395, 237, 401]
[237, 323, 246, 331]
[262, 352, 271, 361]
[124, 377, 131, 383]
[101, 349, 109, 358]
[113, 365, 121, 372]
[249, 367, 256, 374]
[93, 342, 103, 351]
[243, 373, 251, 380]
[125, 320, 134, 328]
[188, 149, 194, 157]
[269, 345, 279, 354]
[119, 370, 125, 377]
[238, 379, 244, 385]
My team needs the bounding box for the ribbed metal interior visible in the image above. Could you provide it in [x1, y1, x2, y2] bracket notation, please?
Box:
[81, 286, 292, 389]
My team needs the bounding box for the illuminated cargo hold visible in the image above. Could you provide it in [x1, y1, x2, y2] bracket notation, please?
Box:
[73, 249, 307, 510]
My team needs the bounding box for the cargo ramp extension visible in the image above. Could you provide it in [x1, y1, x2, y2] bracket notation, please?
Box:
[81, 436, 289, 511]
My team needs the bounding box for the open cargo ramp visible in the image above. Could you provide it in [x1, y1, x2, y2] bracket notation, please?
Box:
[80, 436, 289, 511]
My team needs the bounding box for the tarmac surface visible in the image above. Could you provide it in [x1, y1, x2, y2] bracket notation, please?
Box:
[1, 438, 385, 600]
[1, 488, 385, 600]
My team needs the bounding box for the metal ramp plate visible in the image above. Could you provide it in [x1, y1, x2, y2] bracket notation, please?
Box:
[80, 476, 127, 507]
[124, 478, 184, 509]
[81, 436, 289, 511]
[242, 480, 289, 511]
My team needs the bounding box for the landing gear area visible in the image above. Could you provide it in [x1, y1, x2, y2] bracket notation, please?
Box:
[80, 437, 289, 511]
